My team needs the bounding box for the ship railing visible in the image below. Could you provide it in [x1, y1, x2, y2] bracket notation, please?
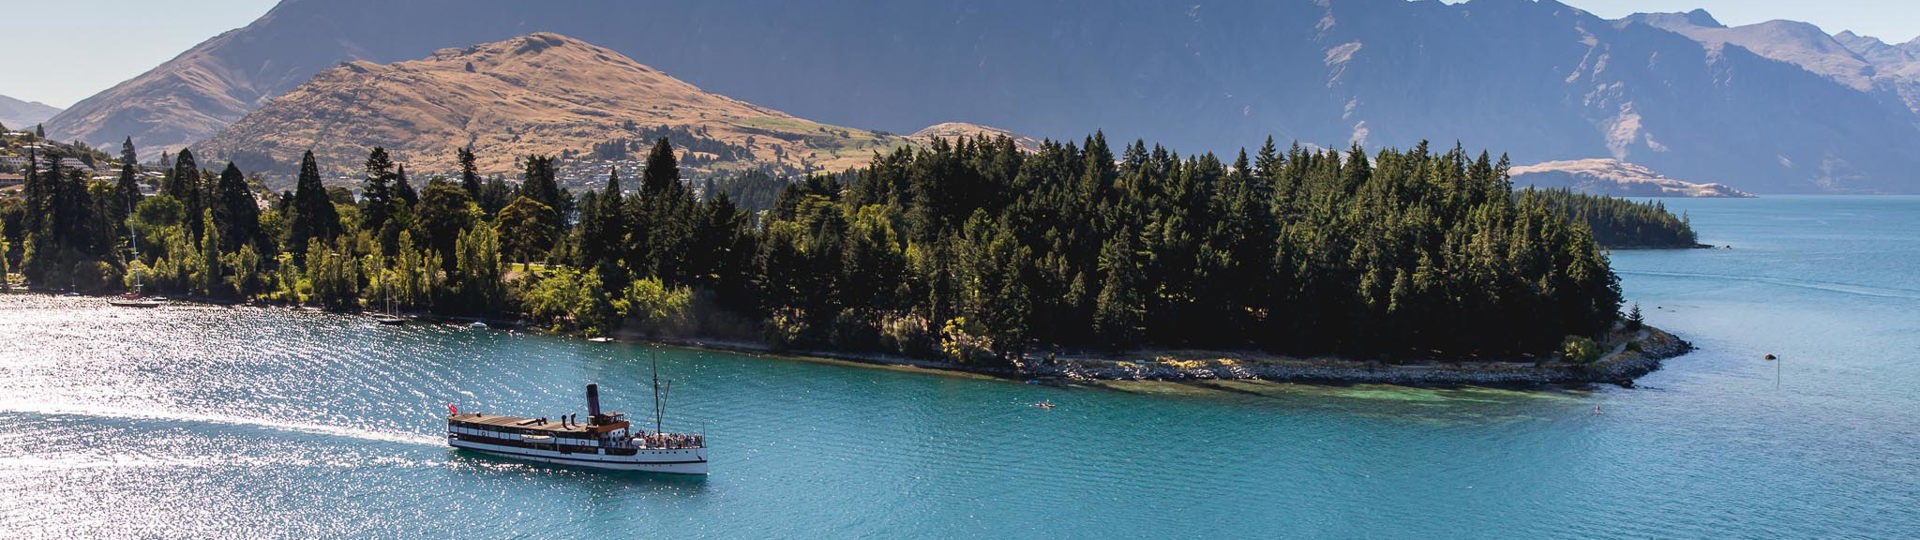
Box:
[636, 432, 705, 450]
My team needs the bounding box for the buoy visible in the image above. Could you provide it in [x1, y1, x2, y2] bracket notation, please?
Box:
[1764, 353, 1777, 360]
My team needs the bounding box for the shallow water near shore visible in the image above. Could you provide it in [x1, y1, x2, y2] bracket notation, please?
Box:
[1, 196, 1915, 538]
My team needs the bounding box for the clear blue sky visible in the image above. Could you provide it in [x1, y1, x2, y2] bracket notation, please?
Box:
[6, 0, 1918, 110]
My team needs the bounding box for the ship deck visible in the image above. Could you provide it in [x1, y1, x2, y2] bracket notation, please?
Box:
[448, 412, 621, 435]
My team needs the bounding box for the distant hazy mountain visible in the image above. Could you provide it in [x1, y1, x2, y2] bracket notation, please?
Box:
[197, 33, 997, 181]
[1624, 10, 1920, 122]
[43, 0, 1920, 193]
[1511, 159, 1753, 198]
[0, 95, 61, 130]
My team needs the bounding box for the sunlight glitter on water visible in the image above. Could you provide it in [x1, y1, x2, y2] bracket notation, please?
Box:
[0, 197, 1915, 538]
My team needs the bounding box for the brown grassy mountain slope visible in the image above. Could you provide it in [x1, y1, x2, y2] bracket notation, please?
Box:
[197, 33, 1000, 182]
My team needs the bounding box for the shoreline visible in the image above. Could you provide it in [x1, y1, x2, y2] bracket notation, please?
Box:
[632, 327, 1694, 389]
[25, 290, 1692, 389]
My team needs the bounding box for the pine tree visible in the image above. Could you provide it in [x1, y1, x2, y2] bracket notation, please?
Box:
[457, 147, 482, 198]
[115, 137, 143, 213]
[577, 167, 626, 270]
[22, 149, 44, 235]
[167, 149, 203, 239]
[360, 147, 398, 232]
[641, 138, 679, 194]
[518, 154, 561, 210]
[288, 151, 342, 258]
[393, 164, 419, 206]
[1092, 230, 1143, 347]
[692, 190, 752, 307]
[212, 162, 262, 253]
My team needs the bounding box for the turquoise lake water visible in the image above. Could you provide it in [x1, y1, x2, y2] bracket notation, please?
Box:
[0, 196, 1914, 538]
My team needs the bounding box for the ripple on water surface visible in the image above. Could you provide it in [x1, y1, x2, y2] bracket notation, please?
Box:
[0, 198, 1916, 539]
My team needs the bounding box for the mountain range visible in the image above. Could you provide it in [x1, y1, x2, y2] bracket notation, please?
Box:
[0, 95, 61, 130]
[42, 0, 1920, 193]
[1510, 159, 1752, 198]
[195, 33, 1021, 180]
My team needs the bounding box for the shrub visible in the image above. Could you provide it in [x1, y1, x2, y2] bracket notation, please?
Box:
[71, 260, 121, 294]
[621, 276, 692, 336]
[1561, 335, 1603, 364]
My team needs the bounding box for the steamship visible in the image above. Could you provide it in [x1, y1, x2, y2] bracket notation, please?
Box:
[446, 378, 707, 475]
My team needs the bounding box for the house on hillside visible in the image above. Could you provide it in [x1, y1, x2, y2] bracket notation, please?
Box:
[60, 158, 98, 172]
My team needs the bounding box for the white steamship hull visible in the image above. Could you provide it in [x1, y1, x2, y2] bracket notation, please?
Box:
[449, 436, 709, 474]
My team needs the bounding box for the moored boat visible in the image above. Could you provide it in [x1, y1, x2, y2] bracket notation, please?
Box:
[446, 378, 707, 474]
[109, 295, 163, 308]
[116, 198, 163, 309]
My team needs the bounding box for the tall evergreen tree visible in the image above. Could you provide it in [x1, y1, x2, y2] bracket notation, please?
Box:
[212, 162, 262, 252]
[115, 137, 142, 214]
[360, 147, 398, 232]
[393, 164, 419, 206]
[577, 167, 626, 270]
[641, 138, 679, 194]
[288, 151, 342, 258]
[457, 147, 482, 198]
[22, 149, 44, 235]
[167, 149, 203, 239]
[1091, 229, 1144, 347]
[518, 154, 561, 210]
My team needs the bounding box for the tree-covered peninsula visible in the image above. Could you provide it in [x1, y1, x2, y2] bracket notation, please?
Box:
[1, 134, 1694, 366]
[1517, 188, 1701, 249]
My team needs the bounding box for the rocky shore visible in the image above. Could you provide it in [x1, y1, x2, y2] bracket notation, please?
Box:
[1028, 328, 1692, 387]
[652, 327, 1694, 389]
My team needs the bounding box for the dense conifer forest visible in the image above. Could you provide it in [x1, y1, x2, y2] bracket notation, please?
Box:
[0, 133, 1701, 363]
[1517, 188, 1700, 248]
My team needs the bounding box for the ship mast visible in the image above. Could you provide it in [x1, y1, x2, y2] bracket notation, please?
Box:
[652, 353, 664, 434]
[127, 198, 141, 292]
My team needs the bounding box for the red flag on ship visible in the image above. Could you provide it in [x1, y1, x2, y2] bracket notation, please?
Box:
[448, 403, 458, 415]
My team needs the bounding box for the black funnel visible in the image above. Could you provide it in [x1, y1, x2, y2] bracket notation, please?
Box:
[586, 383, 602, 420]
